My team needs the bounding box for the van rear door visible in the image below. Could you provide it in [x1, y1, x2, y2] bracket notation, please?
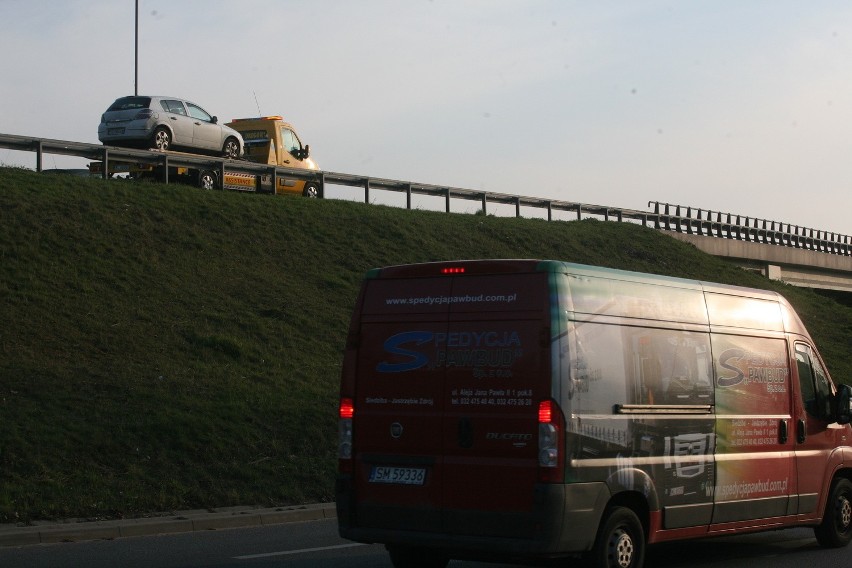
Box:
[349, 262, 551, 537]
[441, 271, 550, 537]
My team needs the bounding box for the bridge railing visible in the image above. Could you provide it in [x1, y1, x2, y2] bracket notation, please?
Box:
[649, 201, 850, 257]
[1, 132, 848, 257]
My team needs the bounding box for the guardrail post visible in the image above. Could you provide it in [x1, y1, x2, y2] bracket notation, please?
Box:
[481, 193, 487, 216]
[406, 183, 412, 209]
[445, 188, 451, 213]
[162, 154, 169, 184]
[364, 179, 370, 204]
[101, 148, 109, 180]
[576, 204, 582, 220]
[515, 197, 521, 218]
[270, 167, 277, 194]
[35, 140, 44, 172]
[547, 201, 552, 222]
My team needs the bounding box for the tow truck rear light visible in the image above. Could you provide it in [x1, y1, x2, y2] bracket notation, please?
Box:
[538, 399, 564, 483]
[338, 398, 354, 473]
[441, 267, 466, 274]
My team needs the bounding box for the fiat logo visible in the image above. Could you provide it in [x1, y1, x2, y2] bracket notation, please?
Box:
[390, 422, 404, 439]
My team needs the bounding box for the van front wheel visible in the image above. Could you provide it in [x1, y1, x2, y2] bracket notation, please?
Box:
[589, 506, 645, 568]
[815, 477, 852, 547]
[386, 545, 448, 568]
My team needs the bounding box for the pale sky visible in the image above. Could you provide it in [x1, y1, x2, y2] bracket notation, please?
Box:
[1, 0, 850, 236]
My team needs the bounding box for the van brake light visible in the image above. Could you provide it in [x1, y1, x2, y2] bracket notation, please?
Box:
[538, 399, 564, 482]
[538, 400, 553, 423]
[338, 398, 354, 470]
[339, 397, 355, 419]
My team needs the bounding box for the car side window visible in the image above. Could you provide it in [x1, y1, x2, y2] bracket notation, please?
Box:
[796, 343, 832, 420]
[160, 100, 187, 115]
[186, 102, 212, 122]
[281, 127, 302, 155]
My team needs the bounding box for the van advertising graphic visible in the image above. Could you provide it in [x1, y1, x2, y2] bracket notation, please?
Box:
[376, 330, 524, 374]
[713, 334, 792, 503]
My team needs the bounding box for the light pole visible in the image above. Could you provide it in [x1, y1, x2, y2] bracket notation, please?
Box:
[135, 0, 139, 95]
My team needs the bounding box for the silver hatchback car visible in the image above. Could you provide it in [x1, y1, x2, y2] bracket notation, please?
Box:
[98, 96, 244, 158]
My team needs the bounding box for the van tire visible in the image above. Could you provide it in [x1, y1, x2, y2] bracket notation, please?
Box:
[588, 506, 645, 568]
[815, 477, 852, 547]
[386, 545, 448, 568]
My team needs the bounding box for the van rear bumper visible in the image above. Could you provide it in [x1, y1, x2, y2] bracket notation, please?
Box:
[336, 477, 609, 558]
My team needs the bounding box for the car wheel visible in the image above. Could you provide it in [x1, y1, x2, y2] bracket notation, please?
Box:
[302, 182, 321, 198]
[197, 170, 217, 190]
[816, 478, 852, 547]
[588, 506, 645, 568]
[222, 137, 240, 159]
[152, 127, 171, 151]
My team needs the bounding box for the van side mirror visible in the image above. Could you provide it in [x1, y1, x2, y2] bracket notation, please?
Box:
[835, 384, 852, 425]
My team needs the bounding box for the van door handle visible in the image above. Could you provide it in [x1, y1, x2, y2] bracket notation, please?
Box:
[797, 419, 806, 444]
[779, 419, 788, 444]
[458, 417, 473, 449]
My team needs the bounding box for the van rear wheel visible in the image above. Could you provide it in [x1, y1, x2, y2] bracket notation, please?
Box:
[815, 477, 852, 547]
[589, 506, 645, 568]
[386, 545, 448, 568]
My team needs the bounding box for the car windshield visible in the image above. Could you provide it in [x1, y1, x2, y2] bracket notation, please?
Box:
[107, 97, 151, 111]
[186, 102, 213, 122]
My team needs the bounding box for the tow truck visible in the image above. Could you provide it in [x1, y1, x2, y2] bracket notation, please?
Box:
[89, 116, 322, 197]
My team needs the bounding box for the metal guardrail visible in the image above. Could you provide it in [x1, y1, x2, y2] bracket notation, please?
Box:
[649, 201, 850, 257]
[1, 132, 848, 257]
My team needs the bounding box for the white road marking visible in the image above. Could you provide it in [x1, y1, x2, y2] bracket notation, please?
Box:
[234, 542, 367, 560]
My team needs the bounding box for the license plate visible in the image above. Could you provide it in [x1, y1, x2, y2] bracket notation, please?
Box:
[108, 128, 125, 135]
[369, 466, 426, 485]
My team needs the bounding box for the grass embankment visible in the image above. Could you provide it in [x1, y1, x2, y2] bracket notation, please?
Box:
[0, 166, 850, 523]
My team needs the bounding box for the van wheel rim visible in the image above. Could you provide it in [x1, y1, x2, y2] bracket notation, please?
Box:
[609, 528, 634, 567]
[839, 496, 851, 529]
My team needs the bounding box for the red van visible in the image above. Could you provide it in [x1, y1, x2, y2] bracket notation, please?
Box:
[336, 260, 852, 568]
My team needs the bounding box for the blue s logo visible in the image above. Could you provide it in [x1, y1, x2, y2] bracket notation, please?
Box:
[377, 331, 434, 373]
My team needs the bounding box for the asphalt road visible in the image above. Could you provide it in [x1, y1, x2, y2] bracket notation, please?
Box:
[1, 518, 851, 568]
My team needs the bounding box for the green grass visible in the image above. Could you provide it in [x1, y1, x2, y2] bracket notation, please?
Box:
[1, 166, 850, 523]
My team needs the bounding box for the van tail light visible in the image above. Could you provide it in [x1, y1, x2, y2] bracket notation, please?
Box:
[538, 399, 564, 483]
[338, 397, 355, 474]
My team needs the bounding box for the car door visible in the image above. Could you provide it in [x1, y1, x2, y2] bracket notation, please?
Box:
[159, 99, 193, 145]
[185, 101, 221, 151]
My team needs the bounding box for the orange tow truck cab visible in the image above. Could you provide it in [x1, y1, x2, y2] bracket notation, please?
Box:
[336, 259, 852, 568]
[225, 116, 321, 197]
